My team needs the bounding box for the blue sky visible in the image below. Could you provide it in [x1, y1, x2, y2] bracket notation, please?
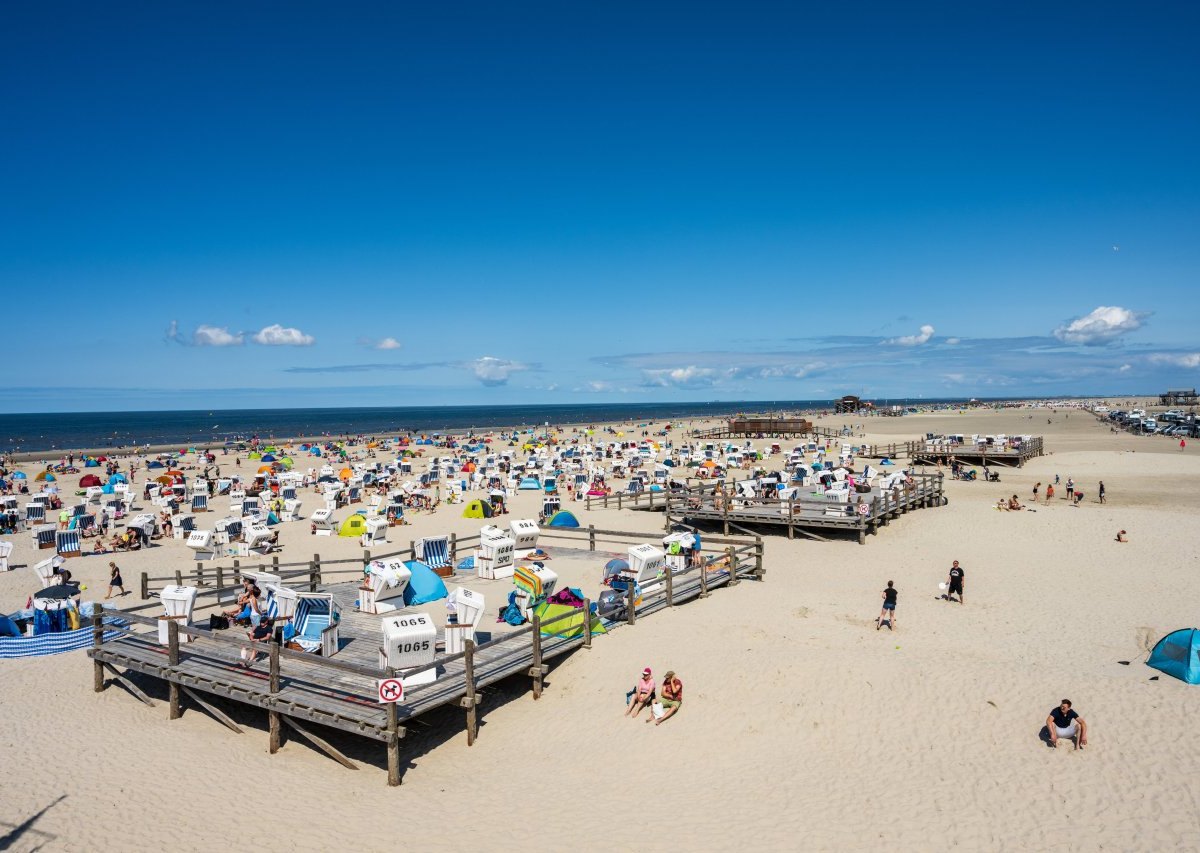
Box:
[2, 1, 1198, 412]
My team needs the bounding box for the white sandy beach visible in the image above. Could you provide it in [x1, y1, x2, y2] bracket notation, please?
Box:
[2, 408, 1199, 852]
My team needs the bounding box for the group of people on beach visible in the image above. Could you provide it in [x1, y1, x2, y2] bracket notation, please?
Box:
[624, 666, 683, 726]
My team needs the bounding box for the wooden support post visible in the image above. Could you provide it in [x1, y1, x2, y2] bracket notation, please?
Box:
[588, 525, 596, 551]
[196, 566, 205, 587]
[788, 495, 795, 540]
[281, 716, 358, 771]
[617, 492, 623, 510]
[175, 568, 183, 587]
[464, 639, 478, 746]
[167, 619, 181, 720]
[530, 615, 543, 699]
[755, 538, 765, 579]
[233, 558, 241, 579]
[311, 554, 321, 592]
[269, 641, 281, 754]
[139, 572, 149, 600]
[723, 493, 729, 536]
[272, 554, 280, 571]
[665, 565, 674, 606]
[385, 666, 401, 786]
[726, 546, 738, 585]
[450, 531, 457, 563]
[582, 598, 592, 649]
[216, 565, 224, 594]
[626, 580, 637, 625]
[92, 603, 105, 692]
[409, 539, 416, 560]
[181, 686, 243, 734]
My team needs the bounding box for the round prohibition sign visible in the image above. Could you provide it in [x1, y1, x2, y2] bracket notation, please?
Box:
[377, 678, 404, 703]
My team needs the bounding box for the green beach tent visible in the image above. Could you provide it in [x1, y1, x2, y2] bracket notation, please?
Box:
[534, 601, 606, 638]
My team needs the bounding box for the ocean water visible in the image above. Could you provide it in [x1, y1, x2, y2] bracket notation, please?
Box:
[0, 399, 980, 453]
[0, 401, 802, 452]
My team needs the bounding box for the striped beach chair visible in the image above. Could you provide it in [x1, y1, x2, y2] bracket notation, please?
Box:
[55, 529, 82, 558]
[191, 494, 208, 513]
[33, 524, 56, 550]
[0, 541, 12, 572]
[25, 502, 45, 524]
[284, 593, 340, 656]
[417, 536, 450, 571]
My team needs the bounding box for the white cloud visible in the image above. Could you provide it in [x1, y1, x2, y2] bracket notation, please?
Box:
[1119, 364, 1132, 373]
[1053, 306, 1147, 345]
[1148, 353, 1200, 369]
[375, 337, 402, 351]
[193, 324, 245, 347]
[945, 337, 961, 345]
[585, 380, 613, 392]
[942, 373, 966, 383]
[884, 324, 935, 346]
[252, 324, 316, 346]
[642, 366, 720, 388]
[469, 356, 530, 386]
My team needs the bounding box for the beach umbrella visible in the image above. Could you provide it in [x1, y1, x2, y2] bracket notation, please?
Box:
[35, 584, 79, 601]
[155, 475, 172, 485]
[338, 467, 352, 481]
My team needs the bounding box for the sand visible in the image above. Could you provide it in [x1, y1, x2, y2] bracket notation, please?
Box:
[2, 408, 1199, 852]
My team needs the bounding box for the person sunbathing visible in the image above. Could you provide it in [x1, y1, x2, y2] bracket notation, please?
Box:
[626, 667, 656, 718]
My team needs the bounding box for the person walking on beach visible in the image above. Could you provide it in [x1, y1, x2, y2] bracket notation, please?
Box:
[876, 581, 898, 630]
[105, 562, 125, 599]
[1045, 483, 1054, 504]
[1046, 699, 1088, 749]
[946, 560, 965, 604]
[1098, 481, 1106, 504]
[1181, 438, 1187, 451]
[1032, 482, 1040, 502]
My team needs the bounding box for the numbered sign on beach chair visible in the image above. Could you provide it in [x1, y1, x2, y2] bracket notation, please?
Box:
[379, 612, 436, 681]
[187, 530, 221, 560]
[55, 529, 81, 558]
[417, 536, 450, 571]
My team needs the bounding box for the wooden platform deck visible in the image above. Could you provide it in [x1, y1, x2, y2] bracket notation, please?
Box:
[666, 475, 945, 543]
[909, 436, 1044, 468]
[88, 530, 763, 786]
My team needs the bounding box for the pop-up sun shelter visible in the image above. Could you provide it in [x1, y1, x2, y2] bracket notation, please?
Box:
[546, 510, 580, 528]
[462, 499, 493, 519]
[402, 560, 448, 605]
[1147, 628, 1200, 684]
[338, 515, 368, 537]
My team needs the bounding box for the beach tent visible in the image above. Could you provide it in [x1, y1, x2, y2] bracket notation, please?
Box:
[146, 461, 164, 469]
[79, 474, 102, 488]
[534, 600, 606, 639]
[11, 472, 25, 480]
[280, 457, 294, 469]
[84, 458, 100, 468]
[402, 561, 448, 605]
[518, 476, 540, 490]
[1147, 629, 1200, 685]
[35, 472, 55, 482]
[338, 515, 368, 538]
[247, 452, 262, 460]
[546, 510, 580, 528]
[462, 499, 493, 519]
[107, 474, 127, 485]
[261, 454, 277, 462]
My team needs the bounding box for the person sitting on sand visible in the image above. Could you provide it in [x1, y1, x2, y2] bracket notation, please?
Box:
[1007, 495, 1024, 511]
[649, 670, 683, 726]
[1115, 529, 1127, 543]
[1046, 699, 1088, 749]
[996, 496, 1009, 511]
[626, 667, 656, 718]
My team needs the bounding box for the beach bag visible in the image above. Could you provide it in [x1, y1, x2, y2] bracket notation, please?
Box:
[651, 702, 665, 719]
[208, 614, 230, 630]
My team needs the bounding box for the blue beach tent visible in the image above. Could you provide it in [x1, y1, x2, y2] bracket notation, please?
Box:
[546, 510, 580, 528]
[1147, 629, 1200, 684]
[402, 561, 448, 606]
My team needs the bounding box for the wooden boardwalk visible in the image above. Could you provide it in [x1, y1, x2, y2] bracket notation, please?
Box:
[909, 436, 1044, 468]
[88, 529, 763, 786]
[664, 475, 946, 543]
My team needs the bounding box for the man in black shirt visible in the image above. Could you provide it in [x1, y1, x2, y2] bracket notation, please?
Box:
[946, 561, 965, 604]
[876, 580, 898, 630]
[1046, 699, 1088, 749]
